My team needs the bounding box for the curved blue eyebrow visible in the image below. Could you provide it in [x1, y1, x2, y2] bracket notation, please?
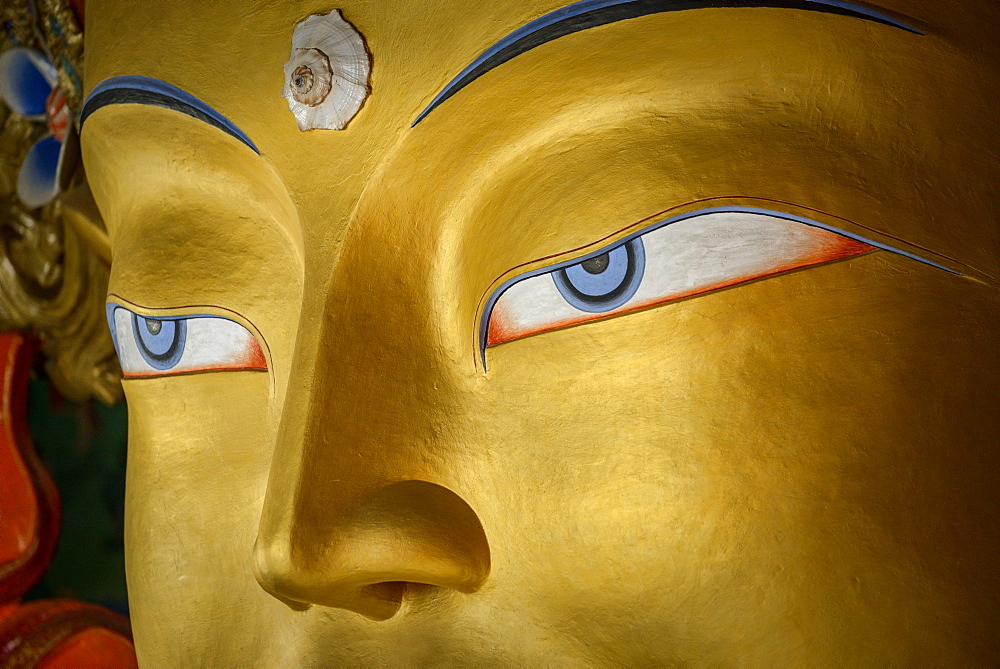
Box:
[479, 206, 956, 366]
[81, 75, 258, 154]
[414, 0, 921, 127]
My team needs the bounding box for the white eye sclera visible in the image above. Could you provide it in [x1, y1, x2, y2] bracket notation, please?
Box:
[482, 208, 956, 358]
[107, 304, 267, 379]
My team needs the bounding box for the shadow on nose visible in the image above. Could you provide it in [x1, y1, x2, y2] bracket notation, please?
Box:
[253, 480, 490, 620]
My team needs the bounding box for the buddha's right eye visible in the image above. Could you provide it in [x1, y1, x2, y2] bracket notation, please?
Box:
[480, 207, 957, 361]
[107, 303, 267, 379]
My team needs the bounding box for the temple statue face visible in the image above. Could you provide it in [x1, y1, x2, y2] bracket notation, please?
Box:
[81, 0, 999, 664]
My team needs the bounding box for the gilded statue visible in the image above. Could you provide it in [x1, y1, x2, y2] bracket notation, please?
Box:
[8, 0, 1000, 664]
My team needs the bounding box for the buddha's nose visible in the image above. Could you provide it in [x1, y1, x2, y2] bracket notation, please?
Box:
[253, 480, 490, 620]
[252, 197, 492, 619]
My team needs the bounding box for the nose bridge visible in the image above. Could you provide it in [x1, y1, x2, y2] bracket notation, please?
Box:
[253, 233, 490, 619]
[297, 244, 463, 512]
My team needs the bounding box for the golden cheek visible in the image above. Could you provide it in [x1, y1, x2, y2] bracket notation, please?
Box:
[121, 372, 280, 665]
[474, 256, 999, 660]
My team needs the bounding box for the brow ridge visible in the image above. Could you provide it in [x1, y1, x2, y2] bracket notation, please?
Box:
[413, 0, 920, 126]
[81, 75, 259, 154]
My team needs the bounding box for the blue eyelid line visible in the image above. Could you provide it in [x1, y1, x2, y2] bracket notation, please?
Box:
[413, 0, 921, 126]
[478, 206, 959, 366]
[106, 302, 119, 353]
[82, 75, 259, 154]
[105, 302, 239, 352]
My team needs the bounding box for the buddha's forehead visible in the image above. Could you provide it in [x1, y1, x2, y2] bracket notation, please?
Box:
[84, 0, 999, 277]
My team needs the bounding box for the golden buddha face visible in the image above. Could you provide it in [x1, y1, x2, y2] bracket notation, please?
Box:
[81, 0, 999, 664]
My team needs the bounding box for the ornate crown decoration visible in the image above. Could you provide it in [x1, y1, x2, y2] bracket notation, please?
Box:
[0, 0, 122, 404]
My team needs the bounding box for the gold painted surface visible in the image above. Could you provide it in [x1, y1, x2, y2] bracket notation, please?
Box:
[82, 0, 999, 664]
[0, 0, 122, 405]
[0, 195, 122, 405]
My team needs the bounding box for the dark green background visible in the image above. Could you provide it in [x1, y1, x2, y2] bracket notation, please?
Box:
[23, 376, 129, 616]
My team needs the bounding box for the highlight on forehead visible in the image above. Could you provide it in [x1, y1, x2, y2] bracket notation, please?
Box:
[413, 0, 921, 126]
[81, 75, 259, 154]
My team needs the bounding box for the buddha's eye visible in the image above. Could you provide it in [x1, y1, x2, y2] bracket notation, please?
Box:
[482, 208, 953, 358]
[551, 237, 646, 313]
[107, 303, 267, 378]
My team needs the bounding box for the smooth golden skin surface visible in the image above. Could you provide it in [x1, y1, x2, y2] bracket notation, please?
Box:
[82, 0, 999, 664]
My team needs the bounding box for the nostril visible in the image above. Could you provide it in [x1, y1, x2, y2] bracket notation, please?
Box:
[253, 536, 407, 620]
[359, 582, 454, 617]
[335, 480, 491, 592]
[253, 481, 490, 620]
[363, 582, 407, 604]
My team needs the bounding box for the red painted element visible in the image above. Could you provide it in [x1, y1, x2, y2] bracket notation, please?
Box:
[122, 365, 269, 379]
[0, 600, 134, 668]
[0, 331, 138, 667]
[69, 0, 85, 25]
[0, 333, 60, 604]
[44, 89, 69, 144]
[37, 627, 136, 668]
[487, 230, 874, 347]
[0, 603, 18, 624]
[486, 307, 513, 349]
[243, 336, 267, 370]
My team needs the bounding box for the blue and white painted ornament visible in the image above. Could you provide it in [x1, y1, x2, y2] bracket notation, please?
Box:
[0, 47, 73, 209]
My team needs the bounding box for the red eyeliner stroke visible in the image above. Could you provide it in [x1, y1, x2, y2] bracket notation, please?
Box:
[487, 231, 873, 347]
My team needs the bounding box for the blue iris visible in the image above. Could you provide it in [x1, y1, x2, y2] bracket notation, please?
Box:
[131, 313, 187, 370]
[552, 237, 645, 313]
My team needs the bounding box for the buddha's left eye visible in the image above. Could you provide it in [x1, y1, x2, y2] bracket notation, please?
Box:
[107, 303, 267, 378]
[482, 207, 952, 360]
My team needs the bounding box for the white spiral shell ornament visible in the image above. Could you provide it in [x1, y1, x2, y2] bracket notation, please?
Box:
[282, 10, 371, 131]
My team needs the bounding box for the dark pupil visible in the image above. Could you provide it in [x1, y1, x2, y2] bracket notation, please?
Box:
[581, 253, 610, 274]
[294, 76, 305, 87]
[131, 313, 187, 371]
[551, 237, 645, 314]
